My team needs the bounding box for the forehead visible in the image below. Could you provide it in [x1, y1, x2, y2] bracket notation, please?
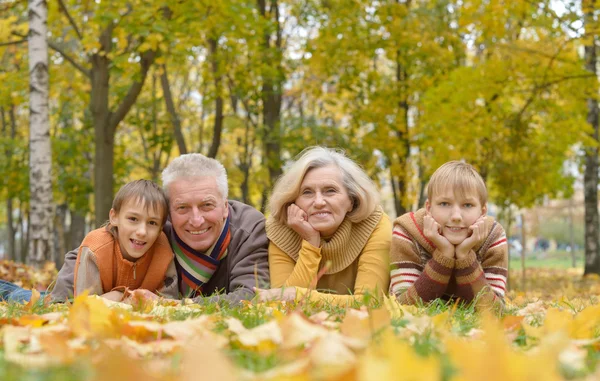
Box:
[169, 177, 223, 202]
[120, 198, 163, 218]
[302, 165, 344, 185]
[430, 188, 480, 203]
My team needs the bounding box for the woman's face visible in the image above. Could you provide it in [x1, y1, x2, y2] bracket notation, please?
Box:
[294, 165, 353, 237]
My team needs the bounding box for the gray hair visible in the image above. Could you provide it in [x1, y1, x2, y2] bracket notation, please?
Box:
[161, 153, 228, 199]
[268, 146, 380, 224]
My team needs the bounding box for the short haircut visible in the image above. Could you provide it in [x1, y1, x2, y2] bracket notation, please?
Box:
[268, 146, 380, 224]
[108, 180, 169, 235]
[161, 153, 228, 200]
[427, 161, 488, 204]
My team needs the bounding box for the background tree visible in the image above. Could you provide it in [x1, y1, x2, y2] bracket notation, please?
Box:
[28, 0, 54, 266]
[583, 0, 600, 275]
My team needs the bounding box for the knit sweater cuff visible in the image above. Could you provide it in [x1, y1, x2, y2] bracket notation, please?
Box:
[432, 250, 455, 269]
[301, 239, 322, 255]
[455, 250, 477, 269]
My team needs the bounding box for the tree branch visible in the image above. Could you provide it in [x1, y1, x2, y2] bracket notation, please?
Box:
[0, 39, 27, 47]
[160, 63, 188, 154]
[47, 40, 91, 78]
[58, 0, 83, 40]
[108, 49, 157, 134]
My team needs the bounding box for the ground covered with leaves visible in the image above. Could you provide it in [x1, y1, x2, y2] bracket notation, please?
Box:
[1, 264, 600, 380]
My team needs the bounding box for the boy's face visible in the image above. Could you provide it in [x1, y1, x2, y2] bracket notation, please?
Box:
[109, 199, 164, 262]
[425, 190, 487, 245]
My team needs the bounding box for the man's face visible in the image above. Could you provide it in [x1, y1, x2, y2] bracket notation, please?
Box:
[168, 177, 229, 252]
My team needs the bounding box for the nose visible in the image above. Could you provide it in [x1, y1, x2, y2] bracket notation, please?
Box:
[314, 192, 326, 207]
[450, 205, 462, 222]
[190, 207, 205, 226]
[136, 224, 147, 237]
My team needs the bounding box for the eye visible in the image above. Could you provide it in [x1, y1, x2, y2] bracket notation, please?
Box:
[202, 203, 216, 211]
[464, 203, 474, 208]
[325, 188, 337, 194]
[439, 202, 449, 207]
[149, 221, 158, 226]
[128, 217, 137, 222]
[302, 189, 313, 195]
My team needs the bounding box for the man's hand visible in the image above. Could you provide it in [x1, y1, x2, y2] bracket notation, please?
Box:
[254, 287, 297, 302]
[455, 216, 486, 260]
[287, 203, 320, 247]
[423, 214, 455, 258]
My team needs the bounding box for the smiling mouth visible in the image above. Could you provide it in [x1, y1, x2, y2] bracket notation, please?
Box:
[189, 228, 210, 235]
[311, 212, 331, 217]
[130, 239, 146, 247]
[446, 227, 466, 232]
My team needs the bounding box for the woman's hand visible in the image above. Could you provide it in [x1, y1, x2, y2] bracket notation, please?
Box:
[254, 287, 297, 302]
[423, 213, 455, 259]
[101, 290, 124, 302]
[456, 216, 486, 260]
[287, 203, 321, 247]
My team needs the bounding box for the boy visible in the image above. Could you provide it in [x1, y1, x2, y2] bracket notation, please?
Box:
[74, 180, 178, 301]
[389, 161, 508, 311]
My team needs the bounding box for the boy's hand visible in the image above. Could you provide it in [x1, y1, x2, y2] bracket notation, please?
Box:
[423, 214, 454, 258]
[455, 216, 486, 260]
[287, 203, 321, 247]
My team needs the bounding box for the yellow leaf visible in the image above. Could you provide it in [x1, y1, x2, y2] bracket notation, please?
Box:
[68, 294, 121, 339]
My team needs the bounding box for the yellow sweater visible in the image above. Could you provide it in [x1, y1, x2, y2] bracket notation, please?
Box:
[267, 209, 391, 307]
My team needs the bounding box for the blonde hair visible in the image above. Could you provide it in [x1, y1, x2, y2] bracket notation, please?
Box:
[106, 180, 169, 237]
[427, 161, 487, 204]
[268, 147, 380, 224]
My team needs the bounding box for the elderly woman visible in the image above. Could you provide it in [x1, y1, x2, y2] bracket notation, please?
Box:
[257, 147, 391, 306]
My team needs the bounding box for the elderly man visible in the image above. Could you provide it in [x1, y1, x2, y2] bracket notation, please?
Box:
[45, 153, 269, 304]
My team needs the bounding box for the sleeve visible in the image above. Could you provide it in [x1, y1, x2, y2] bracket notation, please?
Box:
[389, 223, 455, 305]
[197, 214, 270, 306]
[294, 216, 392, 307]
[453, 225, 508, 312]
[73, 246, 104, 297]
[269, 240, 322, 288]
[157, 259, 179, 299]
[49, 247, 79, 301]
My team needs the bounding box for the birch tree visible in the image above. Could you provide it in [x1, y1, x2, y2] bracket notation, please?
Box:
[28, 0, 54, 266]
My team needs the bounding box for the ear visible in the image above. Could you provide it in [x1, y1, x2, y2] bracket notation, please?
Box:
[223, 199, 229, 219]
[481, 203, 488, 216]
[109, 209, 118, 225]
[425, 200, 431, 212]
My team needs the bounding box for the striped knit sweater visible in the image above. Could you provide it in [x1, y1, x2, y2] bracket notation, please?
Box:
[389, 208, 508, 312]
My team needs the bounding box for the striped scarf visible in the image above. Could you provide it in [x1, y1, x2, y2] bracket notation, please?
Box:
[171, 215, 231, 297]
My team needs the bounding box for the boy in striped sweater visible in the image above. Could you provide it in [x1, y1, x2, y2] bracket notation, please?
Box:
[389, 161, 508, 312]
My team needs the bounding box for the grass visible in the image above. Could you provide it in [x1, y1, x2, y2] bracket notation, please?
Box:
[509, 250, 583, 270]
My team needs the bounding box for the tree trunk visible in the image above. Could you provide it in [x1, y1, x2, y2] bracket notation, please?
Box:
[91, 25, 114, 228]
[54, 203, 67, 269]
[70, 210, 86, 249]
[583, 0, 600, 275]
[28, 0, 54, 267]
[258, 0, 283, 188]
[520, 212, 527, 292]
[208, 37, 224, 159]
[1, 107, 16, 260]
[91, 24, 156, 226]
[569, 197, 577, 268]
[160, 64, 187, 155]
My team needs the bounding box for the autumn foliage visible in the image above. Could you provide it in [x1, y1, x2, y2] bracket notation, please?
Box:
[0, 266, 600, 380]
